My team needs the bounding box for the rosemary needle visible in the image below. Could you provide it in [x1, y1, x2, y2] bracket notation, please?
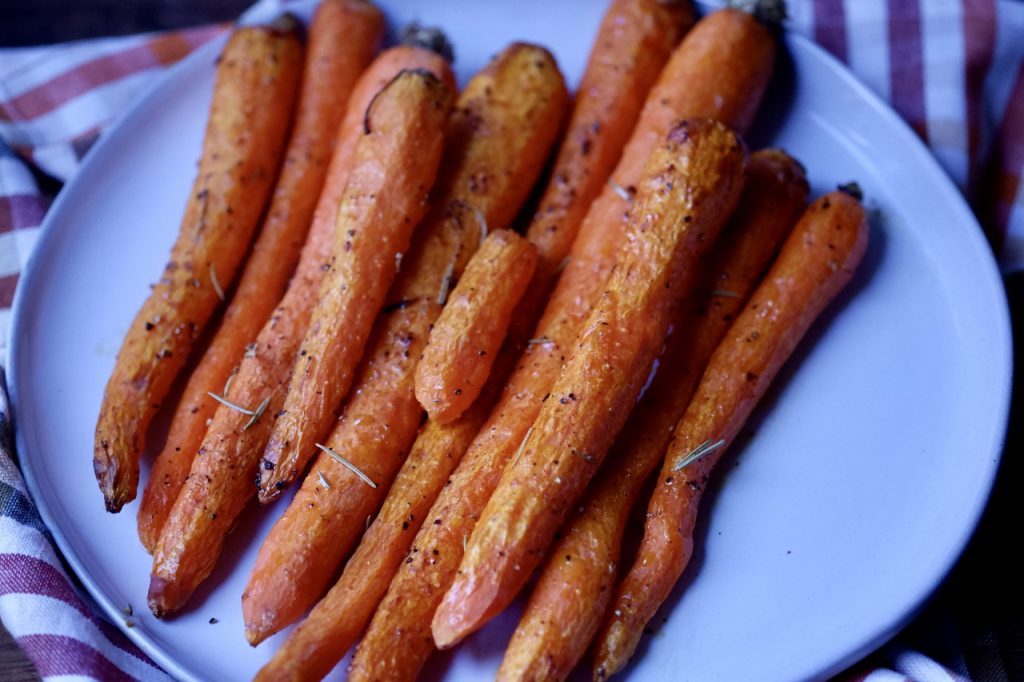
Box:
[316, 442, 377, 489]
[207, 391, 255, 416]
[572, 448, 595, 463]
[223, 366, 238, 395]
[673, 438, 726, 472]
[466, 201, 488, 246]
[210, 263, 225, 302]
[710, 289, 741, 299]
[608, 179, 633, 203]
[242, 397, 270, 431]
[437, 259, 456, 306]
[512, 426, 534, 467]
[317, 470, 331, 489]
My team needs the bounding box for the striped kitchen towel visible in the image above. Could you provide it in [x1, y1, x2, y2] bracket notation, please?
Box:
[1, 1, 1022, 680]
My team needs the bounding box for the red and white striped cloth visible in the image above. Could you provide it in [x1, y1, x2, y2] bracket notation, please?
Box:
[1, 1, 1021, 680]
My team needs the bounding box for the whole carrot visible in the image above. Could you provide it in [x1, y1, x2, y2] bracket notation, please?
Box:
[415, 229, 538, 423]
[433, 119, 747, 648]
[242, 43, 570, 644]
[497, 149, 808, 682]
[593, 187, 868, 679]
[93, 17, 302, 513]
[136, 0, 384, 553]
[147, 68, 452, 618]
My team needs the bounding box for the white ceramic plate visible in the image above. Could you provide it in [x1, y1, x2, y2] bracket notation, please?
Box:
[8, 1, 1012, 681]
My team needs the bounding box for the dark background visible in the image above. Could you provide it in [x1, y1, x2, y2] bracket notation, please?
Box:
[1, 2, 1023, 681]
[0, 0, 252, 46]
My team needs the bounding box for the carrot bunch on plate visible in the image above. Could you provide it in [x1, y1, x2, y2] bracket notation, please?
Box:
[92, 0, 869, 679]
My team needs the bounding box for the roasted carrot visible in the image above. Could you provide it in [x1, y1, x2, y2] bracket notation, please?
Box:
[147, 68, 452, 617]
[136, 0, 384, 553]
[242, 43, 570, 643]
[497, 149, 808, 682]
[432, 119, 747, 648]
[415, 229, 538, 423]
[593, 187, 869, 679]
[92, 18, 302, 513]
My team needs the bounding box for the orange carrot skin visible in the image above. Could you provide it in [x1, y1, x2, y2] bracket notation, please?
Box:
[497, 150, 808, 682]
[147, 69, 452, 618]
[594, 190, 868, 679]
[435, 5, 778, 569]
[415, 229, 538, 423]
[137, 0, 384, 553]
[92, 21, 302, 513]
[256, 42, 570, 503]
[242, 43, 570, 643]
[432, 119, 747, 648]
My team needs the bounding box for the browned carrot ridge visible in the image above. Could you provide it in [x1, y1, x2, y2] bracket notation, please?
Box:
[415, 229, 538, 423]
[242, 43, 570, 645]
[593, 188, 868, 679]
[136, 0, 384, 553]
[497, 149, 808, 682]
[433, 119, 747, 648]
[147, 68, 452, 618]
[92, 18, 302, 513]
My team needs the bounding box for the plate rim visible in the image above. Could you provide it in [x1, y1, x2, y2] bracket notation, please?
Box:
[6, 7, 1013, 682]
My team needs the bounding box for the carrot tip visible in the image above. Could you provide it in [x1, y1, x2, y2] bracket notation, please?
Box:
[146, 577, 173, 619]
[245, 626, 263, 647]
[837, 181, 863, 201]
[399, 23, 455, 63]
[268, 12, 303, 36]
[432, 617, 461, 650]
[728, 0, 788, 27]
